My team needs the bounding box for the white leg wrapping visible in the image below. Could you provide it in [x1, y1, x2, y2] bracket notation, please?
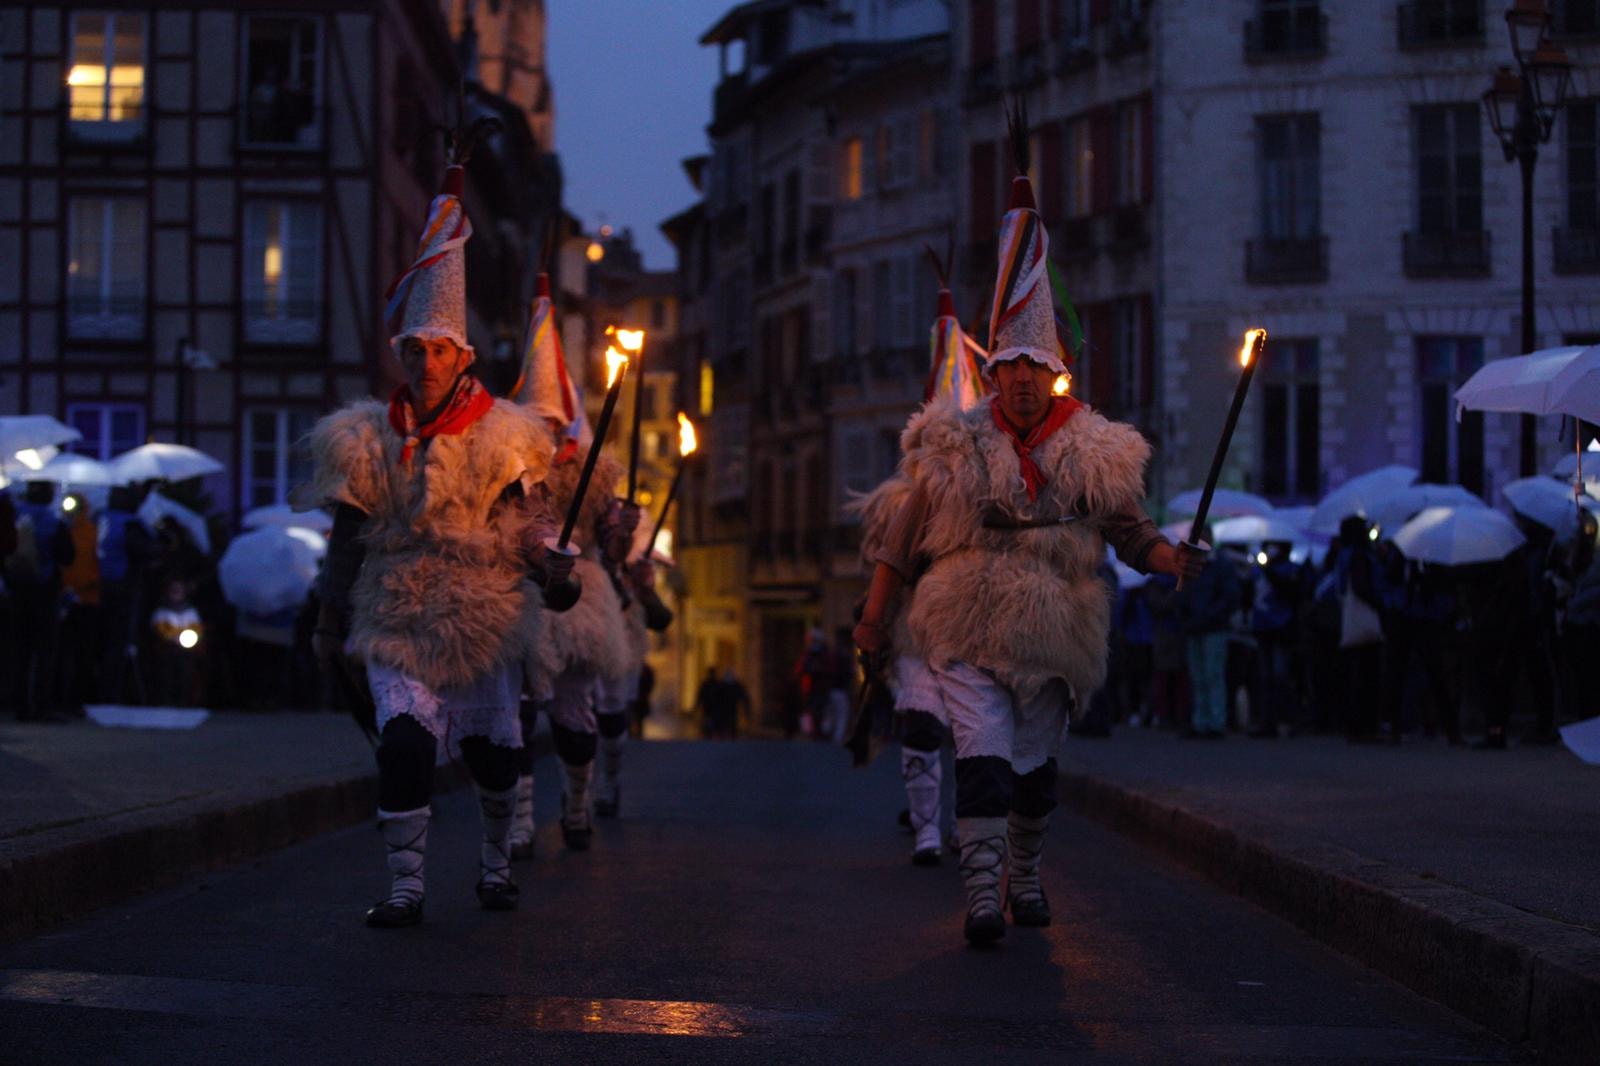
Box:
[509, 774, 535, 848]
[377, 807, 429, 907]
[901, 747, 943, 855]
[1006, 812, 1049, 908]
[562, 760, 593, 831]
[476, 784, 516, 888]
[956, 816, 1007, 923]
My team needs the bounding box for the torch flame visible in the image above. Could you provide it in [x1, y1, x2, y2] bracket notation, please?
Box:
[1240, 328, 1266, 368]
[1052, 373, 1071, 396]
[615, 328, 646, 354]
[677, 412, 698, 457]
[605, 347, 629, 389]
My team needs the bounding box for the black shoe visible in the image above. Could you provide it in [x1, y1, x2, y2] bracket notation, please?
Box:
[964, 908, 1006, 945]
[562, 823, 592, 851]
[475, 878, 520, 911]
[1008, 891, 1052, 928]
[365, 897, 424, 928]
[594, 793, 619, 819]
[911, 847, 941, 867]
[510, 838, 535, 862]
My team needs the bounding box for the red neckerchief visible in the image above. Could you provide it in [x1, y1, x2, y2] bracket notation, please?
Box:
[387, 375, 494, 465]
[990, 395, 1081, 501]
[553, 436, 580, 465]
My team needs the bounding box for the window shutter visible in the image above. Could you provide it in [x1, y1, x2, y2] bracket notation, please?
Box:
[1091, 107, 1115, 213]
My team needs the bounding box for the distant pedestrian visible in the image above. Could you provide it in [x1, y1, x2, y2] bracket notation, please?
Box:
[1248, 540, 1302, 738]
[1115, 580, 1154, 726]
[96, 485, 151, 704]
[149, 578, 203, 707]
[1322, 516, 1384, 741]
[1143, 574, 1190, 729]
[1182, 527, 1241, 738]
[56, 495, 102, 712]
[6, 481, 76, 720]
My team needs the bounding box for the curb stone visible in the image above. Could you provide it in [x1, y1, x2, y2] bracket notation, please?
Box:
[0, 771, 378, 943]
[1060, 768, 1600, 1065]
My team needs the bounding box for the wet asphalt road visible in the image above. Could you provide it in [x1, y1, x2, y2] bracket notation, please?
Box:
[0, 740, 1526, 1064]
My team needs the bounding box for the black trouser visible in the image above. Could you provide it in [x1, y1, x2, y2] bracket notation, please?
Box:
[954, 756, 1058, 820]
[1337, 643, 1383, 737]
[98, 581, 138, 704]
[902, 709, 945, 754]
[1252, 629, 1295, 731]
[13, 581, 62, 717]
[376, 714, 519, 813]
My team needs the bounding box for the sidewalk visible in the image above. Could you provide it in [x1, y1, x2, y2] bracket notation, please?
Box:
[0, 712, 375, 942]
[1059, 728, 1600, 1063]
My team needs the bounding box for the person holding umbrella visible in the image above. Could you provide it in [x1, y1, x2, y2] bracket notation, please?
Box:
[307, 136, 569, 928]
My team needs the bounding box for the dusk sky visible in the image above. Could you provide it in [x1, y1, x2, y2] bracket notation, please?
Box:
[548, 1, 732, 270]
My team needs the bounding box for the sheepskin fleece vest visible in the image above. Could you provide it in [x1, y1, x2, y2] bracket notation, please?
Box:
[308, 398, 553, 690]
[901, 396, 1150, 702]
[847, 475, 917, 652]
[536, 450, 631, 680]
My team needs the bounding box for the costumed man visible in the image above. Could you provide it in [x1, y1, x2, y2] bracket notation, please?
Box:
[595, 547, 674, 817]
[309, 141, 570, 928]
[853, 109, 1202, 944]
[514, 276, 636, 850]
[849, 251, 987, 866]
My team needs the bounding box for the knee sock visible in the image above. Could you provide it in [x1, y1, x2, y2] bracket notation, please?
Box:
[509, 774, 535, 847]
[377, 807, 429, 906]
[956, 816, 1007, 921]
[901, 747, 943, 854]
[475, 785, 516, 887]
[1006, 811, 1049, 906]
[561, 760, 593, 829]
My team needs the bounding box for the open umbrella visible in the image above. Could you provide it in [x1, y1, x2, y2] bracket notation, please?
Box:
[218, 525, 326, 616]
[32, 452, 114, 486]
[1392, 506, 1526, 566]
[1167, 487, 1273, 520]
[109, 442, 225, 485]
[138, 491, 212, 555]
[1501, 476, 1600, 535]
[1365, 483, 1485, 537]
[1308, 465, 1419, 534]
[1455, 344, 1600, 487]
[0, 415, 81, 458]
[241, 503, 334, 535]
[1211, 513, 1303, 546]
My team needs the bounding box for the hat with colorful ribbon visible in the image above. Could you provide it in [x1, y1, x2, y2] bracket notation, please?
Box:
[923, 244, 988, 410]
[986, 100, 1080, 378]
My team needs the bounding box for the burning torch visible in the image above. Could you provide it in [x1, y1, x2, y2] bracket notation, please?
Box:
[1178, 328, 1267, 589]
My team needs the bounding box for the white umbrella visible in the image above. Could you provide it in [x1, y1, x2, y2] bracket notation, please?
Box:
[1452, 345, 1595, 421]
[32, 452, 114, 486]
[1545, 344, 1600, 425]
[1501, 476, 1600, 535]
[1167, 487, 1274, 520]
[1392, 505, 1526, 566]
[0, 415, 82, 458]
[1212, 514, 1303, 545]
[138, 491, 212, 555]
[1365, 483, 1485, 537]
[1308, 465, 1419, 533]
[241, 503, 334, 535]
[109, 442, 225, 485]
[218, 525, 326, 616]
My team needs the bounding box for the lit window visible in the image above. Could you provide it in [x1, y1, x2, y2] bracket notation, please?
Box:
[67, 13, 145, 136]
[243, 200, 322, 344]
[840, 138, 863, 201]
[699, 359, 714, 415]
[67, 197, 145, 339]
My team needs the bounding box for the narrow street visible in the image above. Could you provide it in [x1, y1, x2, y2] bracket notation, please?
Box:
[0, 740, 1520, 1064]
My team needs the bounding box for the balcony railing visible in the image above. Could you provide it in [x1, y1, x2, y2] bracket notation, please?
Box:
[1246, 235, 1329, 283]
[1055, 33, 1096, 76]
[1397, 1, 1484, 48]
[1403, 228, 1491, 277]
[962, 60, 1001, 106]
[1244, 12, 1328, 60]
[1554, 226, 1600, 274]
[1106, 14, 1151, 57]
[1110, 203, 1150, 252]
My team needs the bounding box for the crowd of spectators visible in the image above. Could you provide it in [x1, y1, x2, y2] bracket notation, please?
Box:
[1096, 511, 1600, 746]
[0, 479, 322, 720]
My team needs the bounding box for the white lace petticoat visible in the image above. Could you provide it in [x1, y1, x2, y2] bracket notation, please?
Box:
[366, 660, 523, 762]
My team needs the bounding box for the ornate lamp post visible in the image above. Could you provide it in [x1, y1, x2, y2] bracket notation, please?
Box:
[1483, 0, 1573, 476]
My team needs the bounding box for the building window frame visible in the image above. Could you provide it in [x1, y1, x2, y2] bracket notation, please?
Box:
[66, 195, 147, 340]
[1258, 338, 1322, 500]
[65, 402, 145, 461]
[241, 406, 318, 510]
[1416, 336, 1485, 494]
[241, 198, 323, 346]
[239, 14, 325, 150]
[66, 11, 147, 141]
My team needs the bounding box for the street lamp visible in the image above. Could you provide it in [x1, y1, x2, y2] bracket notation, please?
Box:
[1483, 0, 1573, 476]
